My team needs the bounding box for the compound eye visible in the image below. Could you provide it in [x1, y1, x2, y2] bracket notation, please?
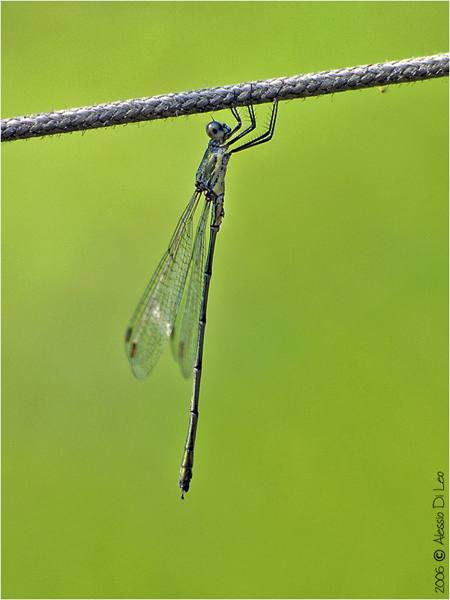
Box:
[206, 121, 227, 140]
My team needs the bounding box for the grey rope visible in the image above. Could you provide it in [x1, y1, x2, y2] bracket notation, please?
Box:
[2, 53, 448, 143]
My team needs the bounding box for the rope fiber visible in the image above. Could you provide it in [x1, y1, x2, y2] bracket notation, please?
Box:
[2, 53, 448, 143]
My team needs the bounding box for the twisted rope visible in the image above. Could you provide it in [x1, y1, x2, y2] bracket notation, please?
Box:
[2, 53, 448, 143]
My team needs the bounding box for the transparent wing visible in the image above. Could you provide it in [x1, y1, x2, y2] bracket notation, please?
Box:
[125, 192, 201, 379]
[171, 199, 211, 378]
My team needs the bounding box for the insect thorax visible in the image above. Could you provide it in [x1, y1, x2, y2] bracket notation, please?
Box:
[196, 144, 230, 198]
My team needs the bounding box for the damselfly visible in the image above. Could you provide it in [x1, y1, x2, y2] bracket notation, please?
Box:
[125, 100, 278, 498]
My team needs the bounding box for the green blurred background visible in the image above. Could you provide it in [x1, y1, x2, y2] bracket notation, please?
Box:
[2, 2, 448, 598]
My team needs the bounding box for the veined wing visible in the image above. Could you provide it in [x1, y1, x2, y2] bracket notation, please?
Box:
[171, 198, 211, 378]
[125, 192, 201, 379]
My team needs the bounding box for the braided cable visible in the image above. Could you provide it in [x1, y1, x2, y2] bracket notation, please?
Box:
[2, 53, 448, 142]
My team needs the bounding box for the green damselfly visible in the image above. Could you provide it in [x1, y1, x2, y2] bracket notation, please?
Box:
[125, 101, 278, 497]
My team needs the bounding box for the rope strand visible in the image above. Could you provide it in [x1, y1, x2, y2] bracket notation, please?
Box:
[2, 53, 448, 143]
